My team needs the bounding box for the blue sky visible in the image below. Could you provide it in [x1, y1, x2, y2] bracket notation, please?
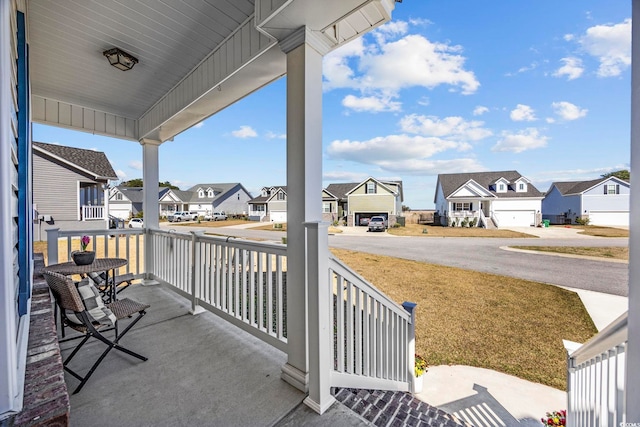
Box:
[34, 1, 631, 208]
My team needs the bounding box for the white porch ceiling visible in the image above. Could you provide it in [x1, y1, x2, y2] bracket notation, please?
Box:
[27, 0, 397, 143]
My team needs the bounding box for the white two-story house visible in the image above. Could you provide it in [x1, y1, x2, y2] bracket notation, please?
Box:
[434, 171, 544, 228]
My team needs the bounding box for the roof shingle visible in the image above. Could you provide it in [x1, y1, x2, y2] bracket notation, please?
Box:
[33, 141, 118, 179]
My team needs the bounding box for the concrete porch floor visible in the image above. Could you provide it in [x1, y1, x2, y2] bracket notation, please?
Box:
[62, 283, 314, 427]
[61, 282, 469, 427]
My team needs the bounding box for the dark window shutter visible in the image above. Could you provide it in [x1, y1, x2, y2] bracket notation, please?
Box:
[604, 185, 607, 195]
[617, 185, 620, 194]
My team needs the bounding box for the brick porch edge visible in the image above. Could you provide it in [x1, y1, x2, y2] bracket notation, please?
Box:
[3, 254, 70, 427]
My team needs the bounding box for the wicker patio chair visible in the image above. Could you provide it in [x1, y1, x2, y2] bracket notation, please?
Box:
[86, 271, 137, 302]
[43, 270, 150, 394]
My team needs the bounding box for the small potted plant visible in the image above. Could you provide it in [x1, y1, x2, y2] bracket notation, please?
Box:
[71, 235, 95, 265]
[540, 410, 566, 426]
[413, 354, 428, 393]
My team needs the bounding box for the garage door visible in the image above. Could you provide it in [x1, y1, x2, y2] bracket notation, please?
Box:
[494, 210, 535, 227]
[270, 211, 287, 223]
[109, 208, 130, 220]
[589, 211, 629, 226]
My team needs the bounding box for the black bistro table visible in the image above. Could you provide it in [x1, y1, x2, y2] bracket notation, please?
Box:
[43, 258, 128, 303]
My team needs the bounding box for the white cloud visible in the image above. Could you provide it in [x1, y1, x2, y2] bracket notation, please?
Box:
[193, 121, 204, 129]
[375, 158, 486, 175]
[323, 25, 480, 112]
[373, 20, 409, 44]
[399, 114, 492, 141]
[265, 131, 286, 139]
[328, 135, 462, 164]
[342, 94, 401, 113]
[473, 106, 489, 116]
[323, 170, 369, 182]
[115, 169, 127, 180]
[517, 62, 538, 73]
[553, 57, 584, 80]
[231, 125, 257, 138]
[580, 18, 631, 77]
[551, 101, 588, 121]
[492, 128, 549, 153]
[510, 104, 537, 122]
[129, 160, 142, 171]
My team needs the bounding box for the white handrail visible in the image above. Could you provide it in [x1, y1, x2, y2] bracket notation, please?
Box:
[328, 256, 414, 392]
[565, 311, 628, 427]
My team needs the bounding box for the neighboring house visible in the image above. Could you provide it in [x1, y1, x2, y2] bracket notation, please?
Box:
[185, 183, 252, 217]
[110, 183, 252, 219]
[542, 176, 630, 226]
[33, 141, 118, 240]
[249, 186, 287, 222]
[109, 186, 173, 219]
[434, 171, 544, 228]
[248, 179, 403, 225]
[158, 188, 193, 217]
[326, 177, 404, 226]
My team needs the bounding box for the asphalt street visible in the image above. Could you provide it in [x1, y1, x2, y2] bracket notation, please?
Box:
[160, 223, 629, 297]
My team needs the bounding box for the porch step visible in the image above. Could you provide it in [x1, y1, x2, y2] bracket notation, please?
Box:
[333, 388, 472, 427]
[484, 218, 497, 229]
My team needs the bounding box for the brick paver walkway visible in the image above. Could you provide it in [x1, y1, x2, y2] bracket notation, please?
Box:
[333, 388, 473, 427]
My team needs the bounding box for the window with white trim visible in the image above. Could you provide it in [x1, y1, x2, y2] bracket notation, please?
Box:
[198, 189, 204, 198]
[453, 202, 473, 211]
[115, 193, 123, 200]
[277, 192, 285, 200]
[605, 184, 619, 195]
[207, 189, 214, 197]
[323, 202, 332, 213]
[366, 182, 376, 194]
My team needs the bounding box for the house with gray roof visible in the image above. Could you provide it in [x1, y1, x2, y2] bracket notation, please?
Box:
[326, 177, 403, 226]
[248, 178, 404, 225]
[542, 176, 630, 226]
[109, 186, 174, 219]
[33, 141, 118, 240]
[185, 183, 252, 217]
[434, 170, 544, 228]
[248, 186, 287, 222]
[110, 183, 252, 220]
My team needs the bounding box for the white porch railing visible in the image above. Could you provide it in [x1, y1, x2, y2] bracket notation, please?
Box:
[564, 312, 628, 427]
[448, 211, 480, 227]
[45, 227, 145, 277]
[46, 226, 414, 402]
[490, 211, 500, 228]
[328, 256, 415, 392]
[148, 229, 288, 352]
[81, 205, 105, 220]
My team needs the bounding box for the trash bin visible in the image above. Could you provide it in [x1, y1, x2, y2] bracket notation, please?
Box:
[543, 219, 550, 228]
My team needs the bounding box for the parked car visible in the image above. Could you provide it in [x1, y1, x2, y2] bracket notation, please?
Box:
[368, 216, 386, 232]
[168, 211, 191, 222]
[204, 212, 227, 221]
[359, 217, 370, 226]
[188, 211, 199, 220]
[128, 218, 144, 228]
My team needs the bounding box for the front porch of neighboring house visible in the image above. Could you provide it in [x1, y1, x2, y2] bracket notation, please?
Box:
[79, 182, 109, 221]
[444, 200, 491, 227]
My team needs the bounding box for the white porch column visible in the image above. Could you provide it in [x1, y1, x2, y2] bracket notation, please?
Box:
[279, 27, 331, 397]
[626, 0, 640, 419]
[141, 139, 160, 281]
[304, 222, 334, 414]
[103, 184, 110, 227]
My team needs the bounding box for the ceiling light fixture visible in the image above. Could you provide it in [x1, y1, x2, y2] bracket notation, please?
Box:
[103, 47, 138, 71]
